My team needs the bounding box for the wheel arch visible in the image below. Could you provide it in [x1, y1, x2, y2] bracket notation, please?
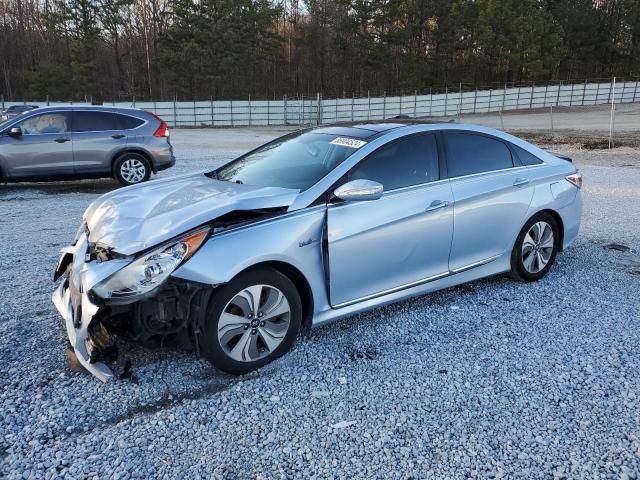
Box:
[533, 208, 565, 251]
[112, 148, 155, 174]
[241, 260, 314, 332]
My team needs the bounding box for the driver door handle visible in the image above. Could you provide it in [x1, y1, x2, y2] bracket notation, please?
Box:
[111, 134, 126, 139]
[513, 177, 530, 187]
[54, 137, 70, 143]
[425, 200, 450, 212]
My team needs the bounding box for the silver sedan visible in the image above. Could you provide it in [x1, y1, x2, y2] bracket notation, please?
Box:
[52, 122, 582, 381]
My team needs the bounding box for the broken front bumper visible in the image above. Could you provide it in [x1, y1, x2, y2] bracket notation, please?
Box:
[51, 235, 130, 382]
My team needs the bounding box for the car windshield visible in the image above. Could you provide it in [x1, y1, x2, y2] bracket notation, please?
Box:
[213, 131, 365, 190]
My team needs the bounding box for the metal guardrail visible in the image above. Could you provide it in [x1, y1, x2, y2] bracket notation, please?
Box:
[2, 79, 639, 128]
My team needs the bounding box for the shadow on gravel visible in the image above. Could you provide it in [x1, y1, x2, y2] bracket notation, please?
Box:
[101, 380, 237, 428]
[0, 179, 118, 198]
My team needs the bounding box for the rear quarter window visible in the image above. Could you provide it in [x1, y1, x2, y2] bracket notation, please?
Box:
[117, 114, 145, 129]
[444, 133, 514, 178]
[513, 145, 544, 165]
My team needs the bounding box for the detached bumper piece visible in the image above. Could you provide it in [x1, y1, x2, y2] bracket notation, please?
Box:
[52, 234, 216, 382]
[52, 279, 116, 382]
[52, 234, 119, 382]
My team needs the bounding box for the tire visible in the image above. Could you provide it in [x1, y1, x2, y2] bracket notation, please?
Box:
[199, 267, 302, 375]
[113, 153, 151, 186]
[510, 212, 560, 282]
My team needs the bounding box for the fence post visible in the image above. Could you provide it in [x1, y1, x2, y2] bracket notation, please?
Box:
[283, 95, 287, 126]
[414, 91, 417, 118]
[230, 99, 234, 127]
[583, 79, 587, 106]
[556, 80, 561, 107]
[210, 97, 214, 126]
[569, 82, 575, 106]
[367, 91, 371, 121]
[444, 86, 448, 116]
[350, 94, 354, 122]
[316, 92, 321, 126]
[335, 97, 338, 122]
[473, 88, 478, 113]
[383, 91, 387, 119]
[634, 77, 639, 103]
[428, 88, 432, 116]
[301, 95, 305, 126]
[543, 84, 548, 108]
[46, 95, 50, 106]
[267, 98, 270, 127]
[550, 105, 554, 134]
[173, 96, 177, 128]
[500, 83, 506, 129]
[457, 82, 462, 118]
[1, 95, 3, 111]
[399, 93, 403, 116]
[489, 88, 493, 113]
[193, 100, 197, 127]
[529, 82, 534, 109]
[609, 77, 616, 149]
[248, 95, 252, 127]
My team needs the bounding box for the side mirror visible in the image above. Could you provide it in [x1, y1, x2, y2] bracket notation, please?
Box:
[334, 179, 383, 202]
[8, 127, 22, 137]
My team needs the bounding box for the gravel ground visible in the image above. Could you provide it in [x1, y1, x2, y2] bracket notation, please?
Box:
[1, 128, 639, 479]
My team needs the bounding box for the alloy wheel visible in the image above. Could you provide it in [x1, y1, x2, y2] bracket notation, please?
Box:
[522, 221, 554, 274]
[217, 284, 291, 362]
[120, 158, 146, 184]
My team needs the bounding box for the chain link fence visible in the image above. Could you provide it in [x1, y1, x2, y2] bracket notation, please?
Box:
[2, 78, 638, 129]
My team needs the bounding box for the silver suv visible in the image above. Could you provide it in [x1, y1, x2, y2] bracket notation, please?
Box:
[0, 106, 175, 186]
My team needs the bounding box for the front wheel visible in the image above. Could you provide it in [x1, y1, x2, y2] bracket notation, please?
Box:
[114, 153, 151, 186]
[510, 212, 560, 282]
[199, 267, 302, 375]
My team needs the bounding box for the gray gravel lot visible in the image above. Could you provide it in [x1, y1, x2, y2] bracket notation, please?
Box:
[1, 127, 639, 479]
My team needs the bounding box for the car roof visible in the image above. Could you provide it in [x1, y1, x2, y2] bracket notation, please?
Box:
[311, 120, 453, 139]
[26, 105, 144, 114]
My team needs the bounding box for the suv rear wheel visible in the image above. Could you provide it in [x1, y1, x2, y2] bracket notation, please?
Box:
[114, 153, 151, 186]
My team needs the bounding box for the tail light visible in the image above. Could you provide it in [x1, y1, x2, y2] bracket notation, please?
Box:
[145, 110, 170, 139]
[566, 173, 583, 189]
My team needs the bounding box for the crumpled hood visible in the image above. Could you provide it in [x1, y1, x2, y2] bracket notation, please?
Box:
[84, 172, 299, 255]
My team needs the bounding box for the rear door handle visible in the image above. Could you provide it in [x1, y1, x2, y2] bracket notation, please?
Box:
[513, 177, 530, 187]
[54, 137, 70, 143]
[111, 134, 126, 139]
[425, 200, 450, 212]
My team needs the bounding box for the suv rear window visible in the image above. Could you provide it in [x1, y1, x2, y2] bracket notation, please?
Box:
[72, 111, 122, 132]
[444, 133, 514, 177]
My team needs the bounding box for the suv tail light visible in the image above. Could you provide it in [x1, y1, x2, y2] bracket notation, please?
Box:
[145, 110, 170, 140]
[566, 173, 583, 189]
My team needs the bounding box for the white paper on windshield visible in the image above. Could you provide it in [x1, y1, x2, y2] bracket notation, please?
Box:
[330, 137, 367, 149]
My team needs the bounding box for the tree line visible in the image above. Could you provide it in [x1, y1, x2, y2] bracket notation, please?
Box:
[1, 0, 639, 101]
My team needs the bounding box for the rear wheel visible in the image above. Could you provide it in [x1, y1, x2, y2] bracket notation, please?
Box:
[199, 267, 302, 375]
[510, 212, 560, 282]
[114, 153, 151, 186]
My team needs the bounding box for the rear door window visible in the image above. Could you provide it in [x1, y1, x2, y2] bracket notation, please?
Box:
[444, 133, 514, 178]
[71, 111, 122, 132]
[347, 133, 439, 190]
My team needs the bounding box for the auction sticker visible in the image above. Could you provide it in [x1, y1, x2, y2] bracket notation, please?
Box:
[330, 137, 367, 149]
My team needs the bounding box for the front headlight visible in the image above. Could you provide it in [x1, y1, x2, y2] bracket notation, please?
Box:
[92, 227, 210, 299]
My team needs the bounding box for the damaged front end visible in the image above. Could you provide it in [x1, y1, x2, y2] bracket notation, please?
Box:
[52, 207, 288, 382]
